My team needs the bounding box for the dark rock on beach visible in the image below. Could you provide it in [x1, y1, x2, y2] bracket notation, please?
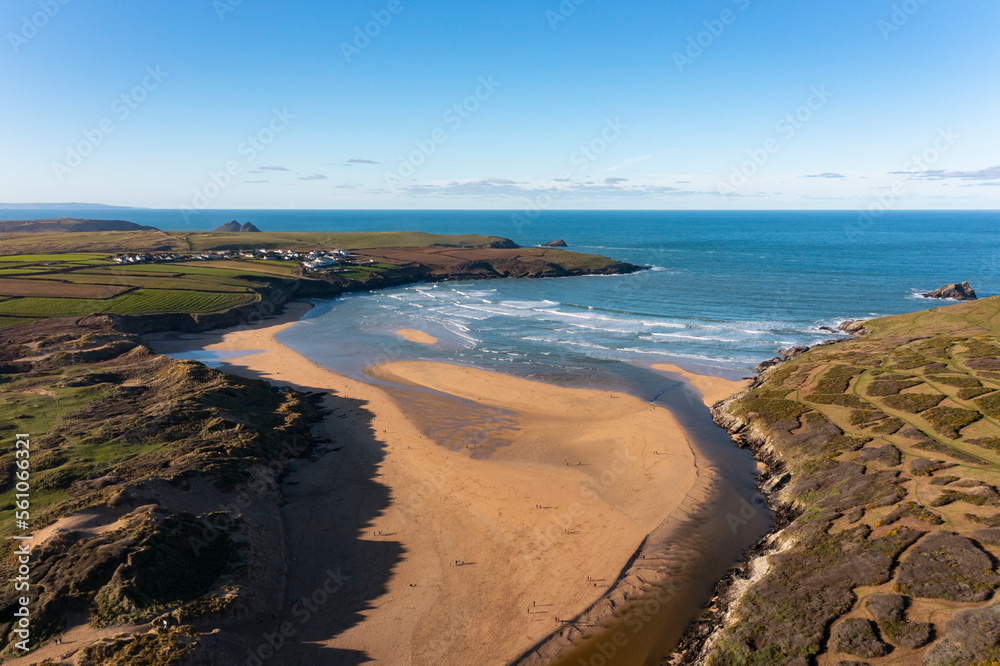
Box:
[922, 281, 977, 301]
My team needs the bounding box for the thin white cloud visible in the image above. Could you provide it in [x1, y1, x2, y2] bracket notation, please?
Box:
[394, 177, 702, 199]
[603, 155, 653, 173]
[890, 165, 1000, 180]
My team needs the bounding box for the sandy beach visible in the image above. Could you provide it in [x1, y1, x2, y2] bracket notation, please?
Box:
[651, 363, 751, 407]
[147, 307, 749, 664]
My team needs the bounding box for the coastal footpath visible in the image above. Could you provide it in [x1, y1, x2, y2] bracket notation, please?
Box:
[676, 297, 1000, 665]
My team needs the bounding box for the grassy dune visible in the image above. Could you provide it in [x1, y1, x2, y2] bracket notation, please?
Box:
[701, 297, 1000, 665]
[0, 323, 321, 654]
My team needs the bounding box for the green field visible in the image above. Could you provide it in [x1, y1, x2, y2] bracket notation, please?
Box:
[0, 253, 105, 263]
[0, 317, 38, 330]
[0, 289, 258, 317]
[0, 254, 290, 320]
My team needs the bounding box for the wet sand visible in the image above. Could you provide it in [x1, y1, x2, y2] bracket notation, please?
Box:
[396, 328, 438, 345]
[146, 303, 757, 664]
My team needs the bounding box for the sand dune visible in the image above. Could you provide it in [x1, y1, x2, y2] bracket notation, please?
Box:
[147, 304, 744, 664]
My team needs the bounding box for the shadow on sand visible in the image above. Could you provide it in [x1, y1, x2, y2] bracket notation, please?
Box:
[217, 360, 401, 665]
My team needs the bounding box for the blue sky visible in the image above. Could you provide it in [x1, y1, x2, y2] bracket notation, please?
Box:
[2, 0, 998, 209]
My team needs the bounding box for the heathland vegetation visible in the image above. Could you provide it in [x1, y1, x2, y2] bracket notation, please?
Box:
[687, 297, 1000, 665]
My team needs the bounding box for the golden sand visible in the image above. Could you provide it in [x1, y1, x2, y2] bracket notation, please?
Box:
[147, 304, 749, 664]
[651, 362, 751, 407]
[396, 328, 438, 345]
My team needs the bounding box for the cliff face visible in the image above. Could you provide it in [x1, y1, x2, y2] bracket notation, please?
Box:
[679, 298, 1000, 665]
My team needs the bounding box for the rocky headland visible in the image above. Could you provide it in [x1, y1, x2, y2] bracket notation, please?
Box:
[922, 281, 978, 301]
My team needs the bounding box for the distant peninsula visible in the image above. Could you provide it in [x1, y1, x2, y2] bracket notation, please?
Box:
[0, 202, 144, 210]
[0, 217, 156, 233]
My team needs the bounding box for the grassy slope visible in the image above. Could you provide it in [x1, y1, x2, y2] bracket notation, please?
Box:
[703, 297, 1000, 665]
[0, 230, 189, 254]
[0, 324, 320, 655]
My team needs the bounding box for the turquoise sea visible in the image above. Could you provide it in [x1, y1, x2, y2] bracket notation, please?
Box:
[9, 208, 999, 374]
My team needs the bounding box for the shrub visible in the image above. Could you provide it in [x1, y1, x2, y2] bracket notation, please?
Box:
[831, 618, 889, 658]
[732, 394, 810, 426]
[974, 392, 1000, 419]
[871, 418, 905, 435]
[882, 393, 946, 413]
[894, 531, 1000, 601]
[910, 459, 956, 476]
[809, 393, 867, 408]
[928, 375, 983, 388]
[813, 365, 863, 394]
[967, 437, 1000, 453]
[878, 619, 933, 649]
[850, 409, 887, 426]
[865, 593, 904, 622]
[922, 406, 983, 439]
[867, 379, 924, 397]
[961, 339, 1000, 359]
[959, 387, 995, 400]
[932, 489, 1000, 508]
[880, 501, 944, 525]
